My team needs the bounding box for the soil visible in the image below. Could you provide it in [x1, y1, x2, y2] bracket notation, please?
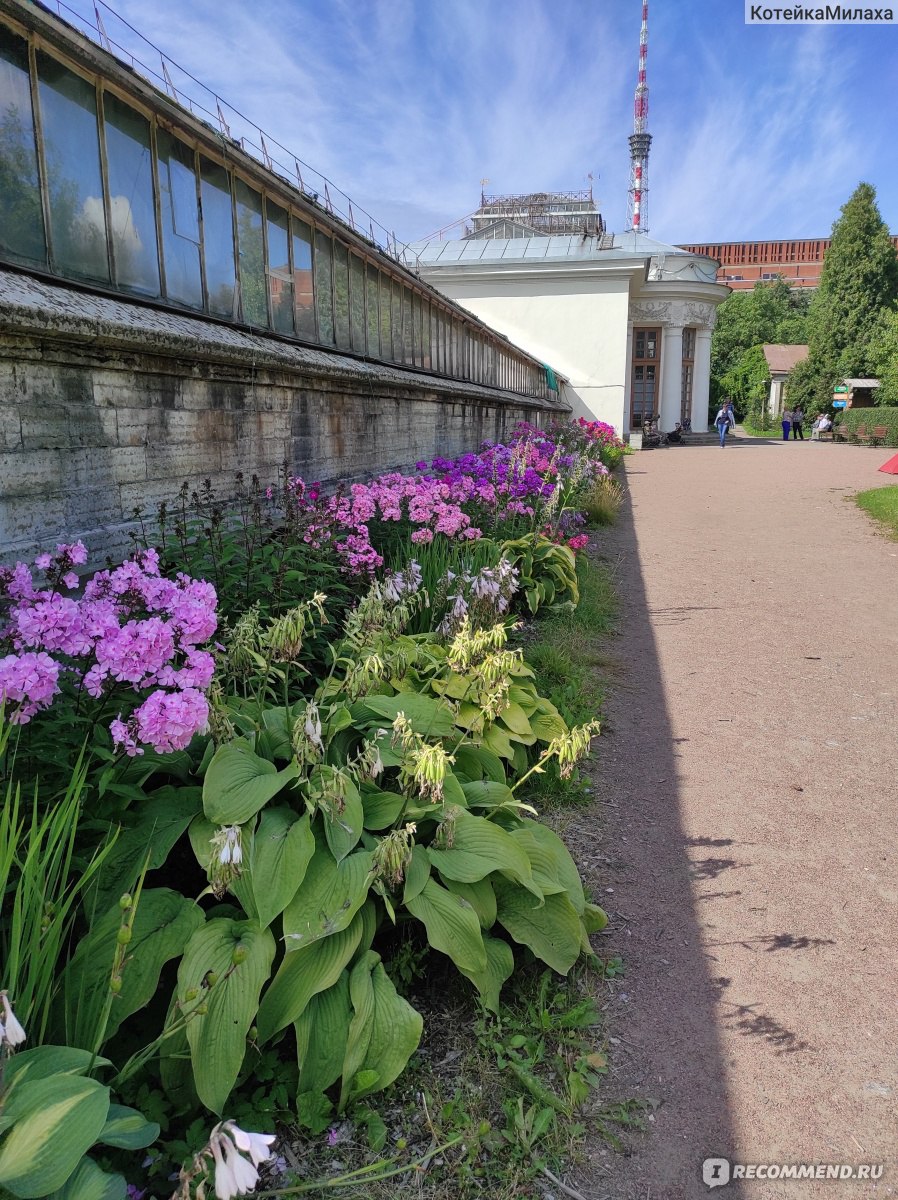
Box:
[567, 434, 898, 1199]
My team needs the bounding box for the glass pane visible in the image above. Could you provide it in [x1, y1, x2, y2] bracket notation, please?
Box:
[391, 280, 402, 360]
[292, 217, 315, 340]
[421, 301, 431, 369]
[402, 286, 414, 364]
[333, 241, 350, 349]
[413, 294, 423, 368]
[349, 253, 366, 352]
[0, 34, 46, 266]
[235, 178, 267, 326]
[200, 157, 236, 317]
[379, 273, 392, 358]
[266, 199, 293, 335]
[37, 53, 108, 280]
[103, 92, 159, 295]
[314, 231, 334, 344]
[366, 264, 379, 355]
[156, 128, 202, 307]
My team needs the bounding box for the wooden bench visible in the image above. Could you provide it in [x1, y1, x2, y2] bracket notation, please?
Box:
[855, 424, 870, 444]
[870, 425, 889, 445]
[834, 424, 851, 441]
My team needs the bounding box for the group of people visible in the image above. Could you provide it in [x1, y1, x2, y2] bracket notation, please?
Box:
[781, 407, 805, 440]
[713, 402, 835, 446]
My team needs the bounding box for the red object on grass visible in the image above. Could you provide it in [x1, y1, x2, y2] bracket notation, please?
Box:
[878, 453, 898, 475]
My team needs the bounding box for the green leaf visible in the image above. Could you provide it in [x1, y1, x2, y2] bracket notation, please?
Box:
[493, 879, 583, 975]
[321, 774, 364, 862]
[249, 808, 315, 928]
[2, 1048, 111, 1096]
[294, 973, 352, 1096]
[461, 780, 516, 810]
[281, 844, 374, 950]
[402, 844, 430, 905]
[458, 934, 515, 1013]
[337, 952, 377, 1112]
[349, 962, 423, 1104]
[0, 1076, 110, 1198]
[178, 918, 276, 1113]
[296, 1091, 334, 1135]
[582, 902, 609, 933]
[360, 693, 456, 737]
[511, 821, 586, 913]
[95, 1105, 160, 1151]
[361, 790, 406, 830]
[65, 889, 204, 1048]
[530, 710, 568, 742]
[442, 876, 496, 930]
[405, 878, 487, 975]
[259, 705, 297, 760]
[482, 724, 516, 761]
[256, 912, 364, 1042]
[497, 701, 534, 738]
[93, 786, 201, 913]
[203, 740, 300, 825]
[46, 1157, 126, 1200]
[427, 809, 541, 898]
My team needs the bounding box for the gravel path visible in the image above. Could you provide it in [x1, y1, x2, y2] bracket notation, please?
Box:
[571, 434, 898, 1200]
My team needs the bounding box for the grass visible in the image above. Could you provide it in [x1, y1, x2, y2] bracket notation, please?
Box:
[579, 477, 624, 527]
[265, 962, 623, 1200]
[743, 421, 789, 438]
[855, 485, 898, 537]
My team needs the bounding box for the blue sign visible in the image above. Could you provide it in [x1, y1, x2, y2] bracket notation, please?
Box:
[833, 400, 847, 408]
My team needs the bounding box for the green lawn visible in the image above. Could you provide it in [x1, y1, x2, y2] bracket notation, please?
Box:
[855, 485, 898, 536]
[743, 421, 794, 439]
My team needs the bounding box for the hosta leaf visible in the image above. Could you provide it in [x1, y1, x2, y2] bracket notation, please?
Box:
[461, 780, 516, 810]
[250, 808, 315, 928]
[361, 790, 406, 830]
[281, 845, 374, 949]
[65, 889, 204, 1048]
[93, 786, 201, 914]
[482, 724, 516, 761]
[405, 878, 487, 975]
[203, 740, 299, 825]
[442, 876, 497, 930]
[582, 902, 609, 933]
[294, 972, 352, 1096]
[511, 821, 586, 913]
[322, 775, 364, 862]
[493, 879, 583, 975]
[46, 1157, 126, 1200]
[402, 844, 430, 904]
[2, 1048, 111, 1096]
[256, 912, 364, 1042]
[178, 918, 275, 1113]
[497, 701, 534, 738]
[530, 711, 568, 742]
[427, 809, 541, 898]
[338, 952, 378, 1111]
[360, 693, 456, 737]
[351, 962, 423, 1102]
[458, 934, 515, 1013]
[0, 1076, 110, 1198]
[96, 1104, 160, 1150]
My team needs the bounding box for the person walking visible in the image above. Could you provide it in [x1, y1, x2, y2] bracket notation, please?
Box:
[782, 407, 793, 441]
[726, 400, 736, 432]
[715, 404, 731, 448]
[792, 405, 805, 440]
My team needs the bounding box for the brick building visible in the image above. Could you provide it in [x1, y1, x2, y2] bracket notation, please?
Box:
[677, 237, 898, 290]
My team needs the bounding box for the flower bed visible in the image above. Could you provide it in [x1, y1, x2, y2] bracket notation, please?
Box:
[0, 418, 626, 1200]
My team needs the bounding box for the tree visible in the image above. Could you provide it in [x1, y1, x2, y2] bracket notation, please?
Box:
[870, 308, 898, 406]
[711, 278, 809, 389]
[799, 182, 898, 409]
[720, 344, 772, 426]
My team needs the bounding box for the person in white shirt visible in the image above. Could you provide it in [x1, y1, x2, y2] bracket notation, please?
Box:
[811, 413, 833, 440]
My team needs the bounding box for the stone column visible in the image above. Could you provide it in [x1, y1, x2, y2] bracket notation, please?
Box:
[691, 327, 713, 432]
[659, 324, 683, 432]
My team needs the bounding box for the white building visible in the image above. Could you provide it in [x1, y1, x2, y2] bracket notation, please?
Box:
[403, 230, 729, 435]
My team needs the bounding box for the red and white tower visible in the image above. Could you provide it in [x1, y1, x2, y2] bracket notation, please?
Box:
[626, 1, 652, 234]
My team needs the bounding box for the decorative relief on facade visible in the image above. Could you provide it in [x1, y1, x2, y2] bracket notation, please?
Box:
[682, 301, 717, 330]
[629, 298, 718, 331]
[628, 300, 672, 325]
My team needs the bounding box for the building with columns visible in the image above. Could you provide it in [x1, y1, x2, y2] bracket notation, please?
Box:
[403, 228, 729, 435]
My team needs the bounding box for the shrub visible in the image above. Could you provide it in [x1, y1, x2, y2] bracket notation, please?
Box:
[580, 477, 624, 527]
[835, 406, 898, 445]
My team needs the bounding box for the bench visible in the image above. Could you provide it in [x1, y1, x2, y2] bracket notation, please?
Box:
[855, 424, 870, 444]
[870, 425, 889, 446]
[834, 424, 850, 441]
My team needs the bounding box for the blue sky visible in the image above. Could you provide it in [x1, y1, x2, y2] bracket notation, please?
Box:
[70, 0, 898, 246]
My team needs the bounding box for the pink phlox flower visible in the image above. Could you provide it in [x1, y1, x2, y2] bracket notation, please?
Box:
[34, 553, 53, 571]
[410, 528, 433, 544]
[0, 652, 61, 722]
[12, 596, 91, 656]
[133, 687, 209, 753]
[95, 617, 175, 686]
[110, 715, 142, 756]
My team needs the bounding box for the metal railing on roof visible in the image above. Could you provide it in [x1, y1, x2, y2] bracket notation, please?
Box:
[41, 0, 408, 260]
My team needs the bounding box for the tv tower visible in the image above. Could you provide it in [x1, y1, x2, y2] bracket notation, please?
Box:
[626, 1, 652, 233]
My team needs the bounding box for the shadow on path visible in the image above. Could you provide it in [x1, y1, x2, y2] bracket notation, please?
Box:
[572, 481, 743, 1200]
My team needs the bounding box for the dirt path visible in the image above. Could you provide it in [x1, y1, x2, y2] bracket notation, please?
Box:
[569, 435, 898, 1199]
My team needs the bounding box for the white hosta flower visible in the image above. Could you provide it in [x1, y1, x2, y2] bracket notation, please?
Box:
[218, 826, 242, 866]
[225, 1122, 277, 1167]
[0, 992, 26, 1048]
[303, 701, 323, 750]
[222, 1139, 259, 1194]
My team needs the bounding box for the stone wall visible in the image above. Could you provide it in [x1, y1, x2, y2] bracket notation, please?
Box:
[0, 270, 566, 563]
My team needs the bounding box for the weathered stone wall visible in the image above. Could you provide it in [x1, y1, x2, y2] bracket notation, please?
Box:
[0, 270, 566, 563]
